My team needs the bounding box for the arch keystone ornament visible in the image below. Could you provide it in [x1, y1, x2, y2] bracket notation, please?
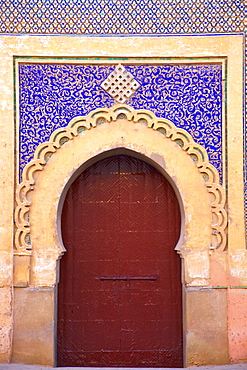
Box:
[15, 104, 227, 261]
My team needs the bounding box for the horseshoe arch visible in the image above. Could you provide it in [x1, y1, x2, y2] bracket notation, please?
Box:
[14, 104, 227, 286]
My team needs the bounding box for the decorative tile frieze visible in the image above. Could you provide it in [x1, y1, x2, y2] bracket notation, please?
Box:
[18, 62, 223, 182]
[0, 0, 245, 34]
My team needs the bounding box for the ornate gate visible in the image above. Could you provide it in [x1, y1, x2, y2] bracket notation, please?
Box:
[57, 154, 182, 367]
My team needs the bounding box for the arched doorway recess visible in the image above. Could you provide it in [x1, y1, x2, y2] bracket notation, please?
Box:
[58, 153, 183, 367]
[14, 105, 227, 366]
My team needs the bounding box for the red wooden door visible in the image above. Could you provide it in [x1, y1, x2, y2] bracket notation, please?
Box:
[57, 155, 182, 367]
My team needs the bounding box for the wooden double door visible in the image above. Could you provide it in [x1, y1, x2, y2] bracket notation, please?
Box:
[57, 154, 183, 367]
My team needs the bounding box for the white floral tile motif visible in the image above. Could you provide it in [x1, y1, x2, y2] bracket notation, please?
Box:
[18, 63, 223, 181]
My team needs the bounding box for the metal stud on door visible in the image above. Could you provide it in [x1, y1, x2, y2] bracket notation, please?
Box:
[57, 154, 183, 367]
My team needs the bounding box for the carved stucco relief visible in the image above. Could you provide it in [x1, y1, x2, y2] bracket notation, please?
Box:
[101, 64, 140, 103]
[15, 105, 227, 256]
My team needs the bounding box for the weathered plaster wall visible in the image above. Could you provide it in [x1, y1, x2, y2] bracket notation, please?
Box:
[12, 287, 55, 366]
[186, 288, 229, 366]
[228, 289, 247, 363]
[0, 37, 15, 363]
[0, 287, 12, 363]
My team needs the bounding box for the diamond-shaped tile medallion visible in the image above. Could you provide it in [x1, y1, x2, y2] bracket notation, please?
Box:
[101, 64, 140, 103]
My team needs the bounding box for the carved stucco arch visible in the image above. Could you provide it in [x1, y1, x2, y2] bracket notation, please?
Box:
[14, 105, 227, 286]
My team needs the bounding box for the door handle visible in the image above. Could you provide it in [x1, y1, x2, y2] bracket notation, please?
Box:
[98, 276, 157, 281]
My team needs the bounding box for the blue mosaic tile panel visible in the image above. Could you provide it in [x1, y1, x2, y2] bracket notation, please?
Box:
[1, 0, 245, 34]
[18, 63, 222, 181]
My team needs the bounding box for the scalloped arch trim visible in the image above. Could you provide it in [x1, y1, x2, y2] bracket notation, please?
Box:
[15, 105, 227, 255]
